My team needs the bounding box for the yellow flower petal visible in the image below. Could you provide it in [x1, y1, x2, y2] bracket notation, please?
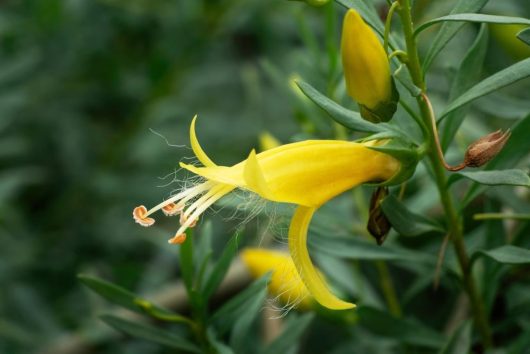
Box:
[241, 248, 313, 310]
[289, 206, 355, 310]
[190, 115, 216, 167]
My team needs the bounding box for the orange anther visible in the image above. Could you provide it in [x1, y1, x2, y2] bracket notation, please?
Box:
[133, 205, 155, 227]
[162, 202, 183, 216]
[168, 233, 187, 244]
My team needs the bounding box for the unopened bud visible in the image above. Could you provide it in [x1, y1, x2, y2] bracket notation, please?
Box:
[341, 9, 398, 123]
[464, 129, 511, 168]
[367, 187, 391, 245]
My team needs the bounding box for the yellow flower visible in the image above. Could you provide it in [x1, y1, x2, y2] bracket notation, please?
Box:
[341, 9, 396, 122]
[134, 116, 400, 310]
[241, 248, 314, 310]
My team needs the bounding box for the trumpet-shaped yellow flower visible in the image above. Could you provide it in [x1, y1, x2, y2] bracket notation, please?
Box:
[342, 10, 396, 122]
[241, 248, 315, 310]
[134, 116, 400, 310]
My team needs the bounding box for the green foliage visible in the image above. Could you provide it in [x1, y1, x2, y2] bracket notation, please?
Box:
[2, 0, 530, 353]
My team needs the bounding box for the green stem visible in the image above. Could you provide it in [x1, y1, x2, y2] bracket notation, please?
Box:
[384, 2, 400, 54]
[397, 0, 493, 348]
[474, 213, 530, 221]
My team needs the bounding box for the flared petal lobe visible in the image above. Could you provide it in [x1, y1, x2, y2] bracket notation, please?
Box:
[341, 9, 392, 110]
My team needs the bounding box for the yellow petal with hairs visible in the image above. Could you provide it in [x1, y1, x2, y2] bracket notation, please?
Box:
[241, 248, 314, 310]
[341, 9, 391, 109]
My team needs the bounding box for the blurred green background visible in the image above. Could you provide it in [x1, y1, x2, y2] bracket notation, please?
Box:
[1, 0, 529, 353]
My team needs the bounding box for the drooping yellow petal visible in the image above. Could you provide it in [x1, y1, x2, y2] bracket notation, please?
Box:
[190, 115, 216, 167]
[289, 206, 355, 310]
[341, 9, 391, 109]
[241, 248, 313, 310]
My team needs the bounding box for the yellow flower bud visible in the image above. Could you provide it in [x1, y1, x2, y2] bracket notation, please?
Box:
[341, 9, 396, 122]
[241, 248, 314, 310]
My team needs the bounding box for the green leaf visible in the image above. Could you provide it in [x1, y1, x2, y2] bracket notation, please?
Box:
[296, 81, 383, 133]
[180, 229, 194, 292]
[441, 25, 488, 151]
[475, 92, 530, 120]
[439, 321, 472, 354]
[207, 328, 235, 354]
[422, 0, 489, 71]
[310, 234, 433, 264]
[260, 314, 314, 354]
[202, 234, 239, 301]
[415, 14, 530, 37]
[381, 194, 445, 236]
[440, 58, 530, 120]
[230, 278, 268, 353]
[518, 27, 530, 46]
[78, 274, 143, 313]
[101, 315, 201, 353]
[78, 275, 191, 324]
[211, 274, 271, 335]
[358, 306, 446, 348]
[472, 245, 530, 265]
[450, 169, 530, 187]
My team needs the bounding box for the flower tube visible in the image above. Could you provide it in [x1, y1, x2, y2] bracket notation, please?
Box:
[134, 116, 401, 310]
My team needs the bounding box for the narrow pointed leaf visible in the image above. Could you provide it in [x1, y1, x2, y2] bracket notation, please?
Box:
[518, 27, 530, 46]
[260, 314, 314, 354]
[296, 81, 383, 133]
[439, 321, 472, 354]
[211, 274, 271, 335]
[422, 0, 489, 71]
[471, 245, 530, 266]
[230, 280, 268, 353]
[310, 233, 433, 264]
[440, 58, 530, 120]
[415, 14, 530, 37]
[202, 234, 239, 300]
[101, 315, 201, 353]
[358, 306, 446, 348]
[450, 169, 530, 187]
[78, 275, 143, 313]
[78, 274, 190, 323]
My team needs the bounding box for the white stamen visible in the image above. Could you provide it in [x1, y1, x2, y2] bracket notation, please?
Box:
[173, 185, 233, 237]
[144, 181, 213, 217]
